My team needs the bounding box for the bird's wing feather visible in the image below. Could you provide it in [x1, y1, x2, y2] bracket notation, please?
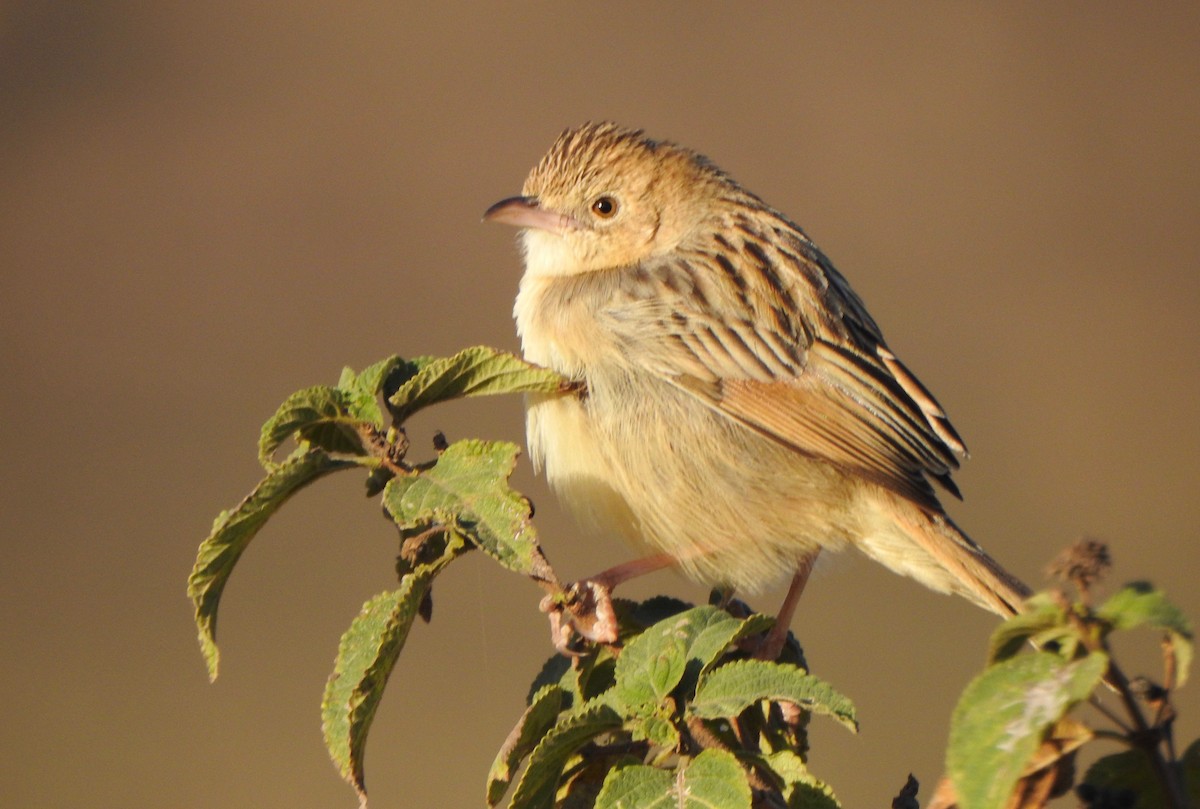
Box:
[605, 224, 966, 512]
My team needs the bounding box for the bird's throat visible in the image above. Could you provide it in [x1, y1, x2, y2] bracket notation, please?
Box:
[519, 229, 586, 278]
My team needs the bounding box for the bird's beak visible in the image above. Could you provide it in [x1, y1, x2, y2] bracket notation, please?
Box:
[483, 196, 577, 235]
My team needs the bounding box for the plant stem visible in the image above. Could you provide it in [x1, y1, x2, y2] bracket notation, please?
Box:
[1104, 657, 1188, 808]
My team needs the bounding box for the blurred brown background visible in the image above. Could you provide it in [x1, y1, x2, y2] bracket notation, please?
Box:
[2, 4, 1197, 807]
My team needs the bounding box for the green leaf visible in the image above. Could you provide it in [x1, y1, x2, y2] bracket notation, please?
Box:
[258, 386, 366, 467]
[321, 524, 465, 805]
[682, 750, 754, 808]
[677, 607, 774, 697]
[260, 356, 412, 468]
[947, 650, 1109, 809]
[628, 710, 680, 751]
[612, 606, 773, 712]
[188, 450, 357, 680]
[526, 646, 619, 711]
[594, 749, 752, 809]
[1082, 739, 1200, 809]
[387, 345, 566, 423]
[321, 575, 434, 806]
[612, 613, 690, 710]
[1080, 749, 1160, 809]
[487, 685, 567, 807]
[383, 439, 542, 575]
[987, 593, 1068, 663]
[578, 650, 619, 703]
[506, 704, 624, 809]
[691, 660, 857, 733]
[1098, 581, 1194, 686]
[595, 763, 672, 809]
[340, 355, 405, 398]
[337, 355, 406, 427]
[763, 751, 840, 809]
[528, 654, 578, 705]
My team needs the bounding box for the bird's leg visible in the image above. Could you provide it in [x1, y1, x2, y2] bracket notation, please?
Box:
[540, 553, 677, 651]
[590, 553, 677, 590]
[756, 552, 820, 660]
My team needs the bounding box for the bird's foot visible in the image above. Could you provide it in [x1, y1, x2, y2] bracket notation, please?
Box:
[539, 578, 619, 655]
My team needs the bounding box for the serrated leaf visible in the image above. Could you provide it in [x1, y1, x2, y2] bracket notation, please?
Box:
[763, 751, 840, 809]
[595, 763, 672, 809]
[260, 356, 411, 468]
[337, 355, 406, 427]
[321, 575, 433, 806]
[341, 355, 405, 398]
[506, 704, 624, 809]
[1082, 739, 1200, 809]
[387, 345, 566, 423]
[691, 660, 857, 733]
[1098, 581, 1194, 686]
[678, 607, 774, 698]
[379, 355, 437, 398]
[579, 651, 619, 703]
[612, 613, 691, 710]
[595, 749, 752, 809]
[528, 654, 578, 705]
[947, 650, 1109, 809]
[188, 450, 357, 680]
[628, 710, 680, 750]
[383, 439, 541, 575]
[487, 685, 567, 806]
[558, 754, 635, 809]
[613, 607, 773, 712]
[322, 528, 464, 806]
[987, 593, 1068, 663]
[258, 386, 366, 467]
[683, 750, 754, 808]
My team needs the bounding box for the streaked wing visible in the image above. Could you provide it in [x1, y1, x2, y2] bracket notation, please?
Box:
[605, 217, 966, 512]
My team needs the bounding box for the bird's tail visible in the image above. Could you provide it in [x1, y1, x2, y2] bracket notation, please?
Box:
[863, 491, 1032, 617]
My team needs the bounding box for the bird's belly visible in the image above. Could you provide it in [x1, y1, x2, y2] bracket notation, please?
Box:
[526, 370, 859, 593]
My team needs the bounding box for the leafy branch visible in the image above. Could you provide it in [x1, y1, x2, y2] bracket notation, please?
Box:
[940, 541, 1197, 809]
[188, 347, 1198, 809]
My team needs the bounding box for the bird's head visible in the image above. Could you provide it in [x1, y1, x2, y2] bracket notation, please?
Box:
[484, 122, 732, 277]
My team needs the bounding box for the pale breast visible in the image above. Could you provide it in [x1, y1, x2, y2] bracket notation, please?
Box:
[515, 269, 862, 592]
[513, 270, 627, 377]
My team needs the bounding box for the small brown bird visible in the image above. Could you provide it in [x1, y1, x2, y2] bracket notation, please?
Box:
[485, 122, 1028, 648]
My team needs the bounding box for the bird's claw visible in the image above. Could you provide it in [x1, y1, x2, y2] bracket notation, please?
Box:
[539, 579, 619, 654]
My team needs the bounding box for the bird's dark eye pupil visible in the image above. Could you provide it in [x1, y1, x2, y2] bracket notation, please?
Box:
[592, 197, 617, 217]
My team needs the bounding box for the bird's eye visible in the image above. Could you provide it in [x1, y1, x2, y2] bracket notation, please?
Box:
[591, 196, 618, 218]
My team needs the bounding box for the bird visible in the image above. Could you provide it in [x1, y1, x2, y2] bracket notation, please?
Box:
[484, 122, 1029, 651]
